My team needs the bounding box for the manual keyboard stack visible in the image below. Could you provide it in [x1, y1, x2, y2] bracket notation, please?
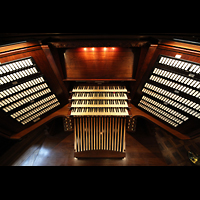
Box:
[69, 85, 131, 158]
[70, 85, 129, 116]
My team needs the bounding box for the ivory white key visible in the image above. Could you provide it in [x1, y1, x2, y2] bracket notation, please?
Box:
[70, 107, 129, 116]
[72, 92, 128, 100]
[72, 85, 127, 92]
[71, 100, 128, 107]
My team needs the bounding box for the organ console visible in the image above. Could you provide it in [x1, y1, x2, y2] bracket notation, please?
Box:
[69, 84, 130, 158]
[1, 33, 200, 159]
[0, 57, 61, 126]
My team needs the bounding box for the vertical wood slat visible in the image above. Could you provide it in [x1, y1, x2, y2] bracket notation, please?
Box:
[74, 117, 77, 152]
[104, 117, 106, 150]
[77, 117, 80, 152]
[86, 118, 87, 151]
[74, 116, 126, 154]
[94, 117, 96, 150]
[117, 117, 120, 151]
[95, 117, 99, 150]
[99, 117, 101, 150]
[107, 117, 109, 150]
[112, 117, 114, 151]
[91, 117, 93, 150]
[85, 118, 86, 151]
[101, 117, 103, 150]
[123, 118, 126, 152]
[114, 117, 117, 151]
[120, 117, 123, 152]
[88, 117, 90, 151]
[109, 117, 111, 151]
[83, 118, 85, 151]
[80, 117, 82, 151]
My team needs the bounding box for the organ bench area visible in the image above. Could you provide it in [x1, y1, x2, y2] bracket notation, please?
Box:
[2, 39, 200, 159]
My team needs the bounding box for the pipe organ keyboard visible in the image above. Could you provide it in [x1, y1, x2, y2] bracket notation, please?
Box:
[72, 92, 128, 100]
[71, 107, 129, 116]
[69, 85, 131, 158]
[72, 85, 127, 92]
[71, 100, 128, 107]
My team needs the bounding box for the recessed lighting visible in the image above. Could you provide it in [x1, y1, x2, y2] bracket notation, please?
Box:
[175, 54, 182, 58]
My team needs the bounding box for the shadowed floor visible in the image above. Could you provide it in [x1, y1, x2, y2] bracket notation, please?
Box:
[0, 117, 199, 166]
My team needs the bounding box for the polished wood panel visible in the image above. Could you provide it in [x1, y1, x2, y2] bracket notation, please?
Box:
[1, 39, 200, 140]
[74, 150, 125, 158]
[158, 40, 200, 54]
[0, 41, 68, 105]
[133, 40, 200, 139]
[130, 44, 158, 101]
[41, 45, 69, 100]
[0, 41, 68, 137]
[63, 78, 136, 81]
[130, 104, 190, 140]
[64, 48, 134, 80]
[0, 41, 39, 54]
[51, 40, 149, 48]
[74, 116, 126, 158]
[10, 104, 71, 139]
[10, 102, 190, 140]
[0, 117, 166, 166]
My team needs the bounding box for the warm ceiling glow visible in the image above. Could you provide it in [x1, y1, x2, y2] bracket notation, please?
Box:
[81, 47, 117, 51]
